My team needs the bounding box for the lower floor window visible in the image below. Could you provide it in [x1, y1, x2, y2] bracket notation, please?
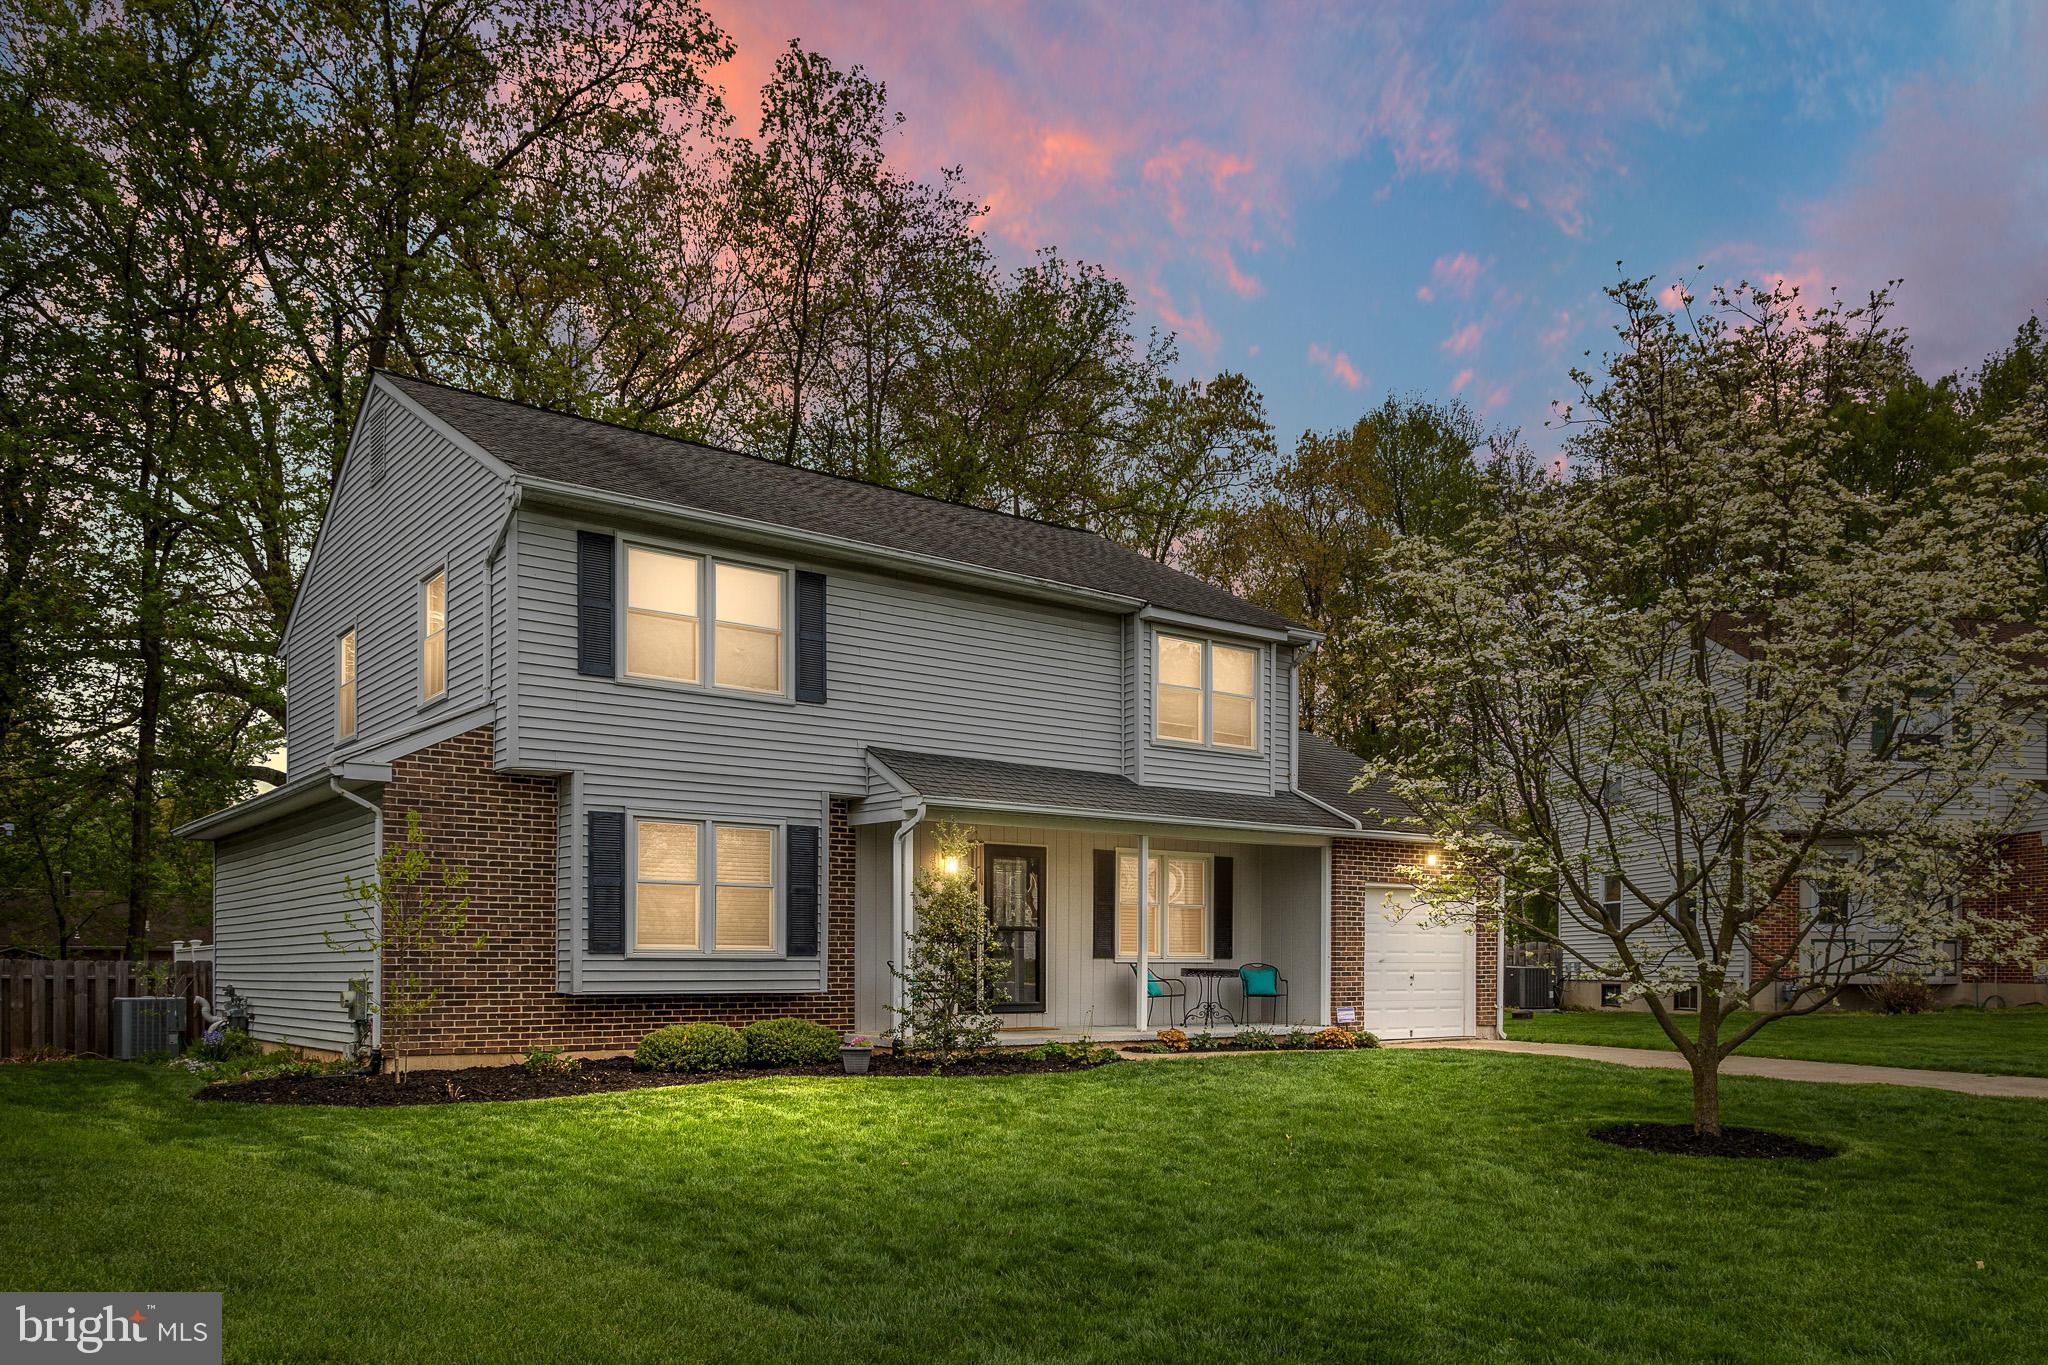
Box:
[634, 817, 778, 953]
[1116, 850, 1210, 959]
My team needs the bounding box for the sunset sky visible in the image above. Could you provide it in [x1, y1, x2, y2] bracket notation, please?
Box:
[703, 1, 2048, 450]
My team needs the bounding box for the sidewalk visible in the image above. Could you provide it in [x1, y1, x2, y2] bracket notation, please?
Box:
[1401, 1038, 2048, 1099]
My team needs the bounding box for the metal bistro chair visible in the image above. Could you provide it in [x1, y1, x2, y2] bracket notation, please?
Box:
[1237, 962, 1289, 1024]
[1130, 963, 1186, 1028]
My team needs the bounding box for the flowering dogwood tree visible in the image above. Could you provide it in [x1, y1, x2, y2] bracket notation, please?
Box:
[1357, 278, 2047, 1135]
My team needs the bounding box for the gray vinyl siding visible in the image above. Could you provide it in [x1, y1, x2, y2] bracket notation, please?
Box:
[281, 387, 509, 775]
[855, 822, 896, 1035]
[513, 509, 1128, 993]
[1138, 626, 1287, 796]
[213, 797, 377, 1052]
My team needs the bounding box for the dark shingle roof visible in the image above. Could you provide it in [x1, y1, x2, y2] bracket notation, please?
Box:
[868, 748, 1355, 833]
[1294, 733, 1426, 835]
[384, 372, 1298, 632]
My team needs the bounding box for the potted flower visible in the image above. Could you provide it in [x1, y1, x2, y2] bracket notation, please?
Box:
[841, 1034, 874, 1075]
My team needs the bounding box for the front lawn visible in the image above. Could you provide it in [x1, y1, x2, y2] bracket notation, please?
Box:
[3, 1052, 2044, 1362]
[1506, 1004, 2048, 1076]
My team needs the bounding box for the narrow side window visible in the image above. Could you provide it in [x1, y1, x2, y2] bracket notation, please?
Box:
[421, 570, 447, 701]
[337, 629, 357, 740]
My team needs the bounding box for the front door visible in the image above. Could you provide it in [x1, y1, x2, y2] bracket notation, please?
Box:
[983, 844, 1046, 1013]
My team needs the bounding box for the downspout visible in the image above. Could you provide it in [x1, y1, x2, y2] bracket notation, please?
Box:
[331, 779, 385, 1053]
[890, 800, 926, 1035]
[483, 486, 521, 741]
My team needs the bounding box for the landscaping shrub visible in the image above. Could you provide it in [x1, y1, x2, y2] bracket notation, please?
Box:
[1352, 1030, 1382, 1049]
[1156, 1028, 1190, 1052]
[741, 1017, 841, 1067]
[522, 1048, 581, 1077]
[1233, 1028, 1280, 1050]
[189, 1025, 260, 1066]
[1310, 1026, 1358, 1049]
[634, 1023, 747, 1073]
[1281, 1028, 1314, 1050]
[1189, 1031, 1218, 1051]
[1870, 976, 1936, 1014]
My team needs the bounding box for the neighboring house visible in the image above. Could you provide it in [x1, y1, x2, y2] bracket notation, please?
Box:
[177, 372, 1497, 1062]
[1558, 620, 2048, 1012]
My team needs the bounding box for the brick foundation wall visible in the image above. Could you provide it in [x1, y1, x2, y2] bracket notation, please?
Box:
[1747, 881, 1804, 984]
[378, 727, 856, 1058]
[1331, 837, 1498, 1036]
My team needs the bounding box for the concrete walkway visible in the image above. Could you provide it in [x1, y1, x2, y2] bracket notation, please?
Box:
[1402, 1038, 2048, 1100]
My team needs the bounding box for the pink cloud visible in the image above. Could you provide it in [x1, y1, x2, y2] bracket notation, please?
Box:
[1657, 281, 1689, 310]
[1415, 284, 1435, 303]
[1430, 251, 1486, 298]
[1451, 367, 1474, 392]
[1538, 309, 1573, 351]
[1482, 383, 1511, 410]
[1308, 342, 1364, 390]
[1441, 322, 1485, 356]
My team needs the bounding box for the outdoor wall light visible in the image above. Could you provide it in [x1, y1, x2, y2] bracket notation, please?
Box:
[940, 854, 961, 876]
[1425, 852, 1441, 869]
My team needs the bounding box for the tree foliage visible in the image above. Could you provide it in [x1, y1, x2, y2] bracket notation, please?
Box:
[1357, 277, 2048, 1135]
[891, 822, 1007, 1068]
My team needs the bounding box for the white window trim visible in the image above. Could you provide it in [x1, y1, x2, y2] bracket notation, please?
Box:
[618, 536, 794, 703]
[1149, 630, 1262, 753]
[336, 627, 358, 742]
[418, 566, 448, 707]
[626, 812, 786, 958]
[1112, 847, 1215, 962]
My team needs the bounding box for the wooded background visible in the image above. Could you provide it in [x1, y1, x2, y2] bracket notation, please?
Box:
[2, 1, 2041, 956]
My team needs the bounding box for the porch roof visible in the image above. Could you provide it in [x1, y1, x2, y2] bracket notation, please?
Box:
[867, 747, 1358, 835]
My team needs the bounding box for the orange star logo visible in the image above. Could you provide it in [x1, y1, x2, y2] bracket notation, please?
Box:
[128, 1310, 147, 1323]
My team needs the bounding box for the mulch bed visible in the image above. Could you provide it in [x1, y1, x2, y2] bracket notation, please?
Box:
[196, 1051, 1119, 1108]
[1591, 1121, 1838, 1160]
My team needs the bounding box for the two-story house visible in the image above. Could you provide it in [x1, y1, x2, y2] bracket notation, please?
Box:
[177, 372, 1498, 1064]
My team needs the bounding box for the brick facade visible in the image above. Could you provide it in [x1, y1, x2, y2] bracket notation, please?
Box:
[378, 727, 856, 1061]
[1331, 836, 1498, 1037]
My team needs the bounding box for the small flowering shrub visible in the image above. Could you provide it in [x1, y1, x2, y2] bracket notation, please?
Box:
[1352, 1030, 1382, 1049]
[188, 1025, 260, 1066]
[1155, 1028, 1190, 1052]
[522, 1048, 582, 1077]
[741, 1017, 842, 1067]
[635, 1023, 747, 1073]
[1233, 1028, 1280, 1050]
[1281, 1028, 1314, 1050]
[1310, 1026, 1358, 1050]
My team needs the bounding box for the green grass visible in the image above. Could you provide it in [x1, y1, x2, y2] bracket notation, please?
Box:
[3, 1053, 2044, 1363]
[1506, 1005, 2048, 1076]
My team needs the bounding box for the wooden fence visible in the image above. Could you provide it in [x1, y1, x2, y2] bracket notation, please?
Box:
[0, 959, 213, 1059]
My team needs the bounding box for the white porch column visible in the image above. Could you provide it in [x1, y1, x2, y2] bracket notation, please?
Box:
[890, 804, 924, 1028]
[1133, 832, 1151, 1028]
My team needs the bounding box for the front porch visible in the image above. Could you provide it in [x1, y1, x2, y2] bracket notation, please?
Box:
[853, 812, 1333, 1038]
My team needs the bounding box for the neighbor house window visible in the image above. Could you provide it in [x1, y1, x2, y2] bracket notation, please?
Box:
[624, 546, 786, 694]
[337, 629, 357, 740]
[626, 546, 700, 683]
[1812, 885, 1850, 925]
[1152, 633, 1258, 749]
[713, 563, 783, 693]
[420, 571, 446, 701]
[1116, 850, 1209, 959]
[632, 818, 779, 953]
[1599, 874, 1624, 927]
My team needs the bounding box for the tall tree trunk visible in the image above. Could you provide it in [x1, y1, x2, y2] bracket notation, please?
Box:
[126, 565, 163, 953]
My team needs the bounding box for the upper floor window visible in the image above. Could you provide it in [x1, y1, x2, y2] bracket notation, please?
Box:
[420, 571, 446, 702]
[1153, 632, 1258, 750]
[337, 629, 357, 740]
[1116, 850, 1210, 959]
[1599, 874, 1624, 927]
[633, 817, 779, 954]
[624, 545, 785, 695]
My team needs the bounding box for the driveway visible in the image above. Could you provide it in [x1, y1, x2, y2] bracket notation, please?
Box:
[1408, 1038, 2048, 1100]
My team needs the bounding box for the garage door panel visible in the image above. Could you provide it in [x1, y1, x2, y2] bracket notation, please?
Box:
[1362, 890, 1474, 1041]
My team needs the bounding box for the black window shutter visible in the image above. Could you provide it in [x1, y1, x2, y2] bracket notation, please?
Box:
[576, 531, 616, 677]
[587, 810, 625, 955]
[1092, 849, 1116, 959]
[1213, 856, 1234, 960]
[786, 823, 821, 956]
[794, 571, 827, 704]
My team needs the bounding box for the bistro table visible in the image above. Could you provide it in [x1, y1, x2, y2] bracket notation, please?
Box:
[1178, 967, 1240, 1028]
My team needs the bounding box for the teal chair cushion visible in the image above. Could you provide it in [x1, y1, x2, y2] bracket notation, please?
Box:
[1147, 975, 1167, 997]
[1241, 966, 1279, 997]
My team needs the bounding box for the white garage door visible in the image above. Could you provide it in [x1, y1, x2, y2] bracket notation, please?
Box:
[1363, 889, 1474, 1041]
